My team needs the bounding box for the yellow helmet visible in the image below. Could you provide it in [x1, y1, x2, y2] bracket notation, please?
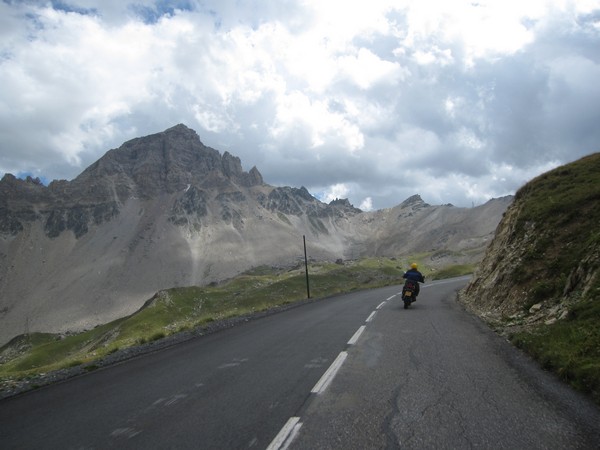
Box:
[411, 262, 418, 269]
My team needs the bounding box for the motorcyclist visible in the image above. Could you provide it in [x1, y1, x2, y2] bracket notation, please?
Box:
[403, 262, 425, 297]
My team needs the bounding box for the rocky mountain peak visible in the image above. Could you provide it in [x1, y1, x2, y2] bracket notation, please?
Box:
[73, 123, 263, 199]
[0, 124, 264, 238]
[0, 173, 46, 194]
[0, 173, 52, 235]
[400, 194, 428, 208]
[328, 198, 362, 214]
[0, 122, 513, 347]
[221, 151, 264, 187]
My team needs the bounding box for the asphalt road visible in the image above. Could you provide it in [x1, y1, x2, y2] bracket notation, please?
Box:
[287, 278, 600, 449]
[1, 277, 599, 449]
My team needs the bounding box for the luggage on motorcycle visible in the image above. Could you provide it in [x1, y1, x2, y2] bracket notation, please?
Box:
[402, 280, 418, 309]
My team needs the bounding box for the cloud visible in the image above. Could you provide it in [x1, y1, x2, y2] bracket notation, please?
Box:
[359, 197, 373, 211]
[0, 0, 599, 209]
[320, 183, 350, 203]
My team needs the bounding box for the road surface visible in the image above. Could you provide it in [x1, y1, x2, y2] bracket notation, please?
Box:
[1, 277, 599, 449]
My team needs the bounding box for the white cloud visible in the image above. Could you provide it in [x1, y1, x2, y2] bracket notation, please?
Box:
[270, 91, 364, 152]
[321, 183, 350, 203]
[338, 47, 406, 89]
[397, 0, 542, 64]
[359, 197, 374, 211]
[0, 0, 599, 210]
[413, 47, 453, 66]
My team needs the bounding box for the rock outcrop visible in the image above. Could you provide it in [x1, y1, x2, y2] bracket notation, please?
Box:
[459, 153, 600, 332]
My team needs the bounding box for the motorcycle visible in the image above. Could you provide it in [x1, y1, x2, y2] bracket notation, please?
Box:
[402, 280, 419, 309]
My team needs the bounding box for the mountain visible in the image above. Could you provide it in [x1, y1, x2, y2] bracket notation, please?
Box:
[0, 124, 511, 345]
[459, 153, 600, 401]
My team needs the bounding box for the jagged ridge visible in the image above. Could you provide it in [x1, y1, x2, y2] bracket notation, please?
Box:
[0, 124, 511, 346]
[0, 124, 264, 238]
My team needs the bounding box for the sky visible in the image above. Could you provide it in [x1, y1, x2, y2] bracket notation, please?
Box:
[1, 1, 599, 210]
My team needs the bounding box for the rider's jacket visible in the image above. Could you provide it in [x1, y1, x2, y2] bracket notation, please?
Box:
[403, 269, 425, 283]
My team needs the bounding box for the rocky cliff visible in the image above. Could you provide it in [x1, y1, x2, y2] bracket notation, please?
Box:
[0, 124, 510, 345]
[460, 153, 600, 332]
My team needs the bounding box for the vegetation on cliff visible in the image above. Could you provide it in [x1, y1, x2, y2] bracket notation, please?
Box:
[461, 153, 600, 403]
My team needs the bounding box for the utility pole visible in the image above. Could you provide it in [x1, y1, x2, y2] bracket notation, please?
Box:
[303, 235, 310, 299]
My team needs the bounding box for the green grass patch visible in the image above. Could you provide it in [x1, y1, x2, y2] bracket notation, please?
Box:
[431, 264, 474, 280]
[492, 153, 600, 404]
[511, 299, 600, 403]
[0, 257, 449, 381]
[0, 255, 467, 379]
[511, 153, 600, 291]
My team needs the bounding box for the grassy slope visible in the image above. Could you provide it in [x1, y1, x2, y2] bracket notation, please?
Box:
[506, 153, 600, 402]
[0, 258, 471, 381]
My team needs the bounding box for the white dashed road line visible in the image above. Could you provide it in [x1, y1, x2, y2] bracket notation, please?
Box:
[347, 325, 366, 345]
[269, 293, 394, 449]
[311, 351, 348, 394]
[266, 416, 303, 450]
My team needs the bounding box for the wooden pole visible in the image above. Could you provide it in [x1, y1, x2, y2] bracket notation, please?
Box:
[303, 235, 310, 298]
